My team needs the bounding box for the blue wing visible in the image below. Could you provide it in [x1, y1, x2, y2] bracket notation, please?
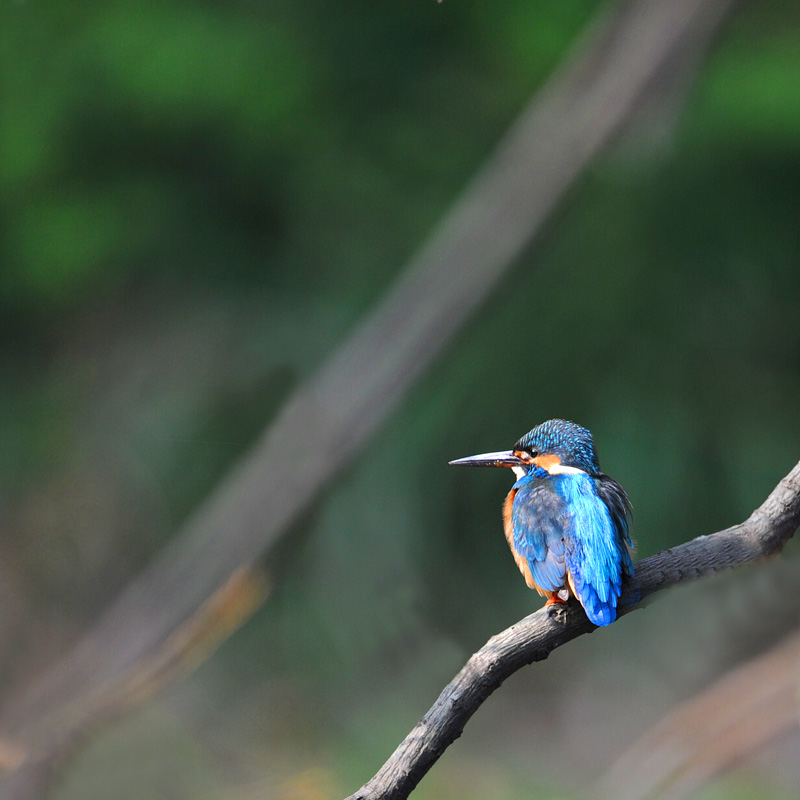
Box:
[553, 472, 632, 626]
[595, 472, 635, 578]
[510, 476, 571, 593]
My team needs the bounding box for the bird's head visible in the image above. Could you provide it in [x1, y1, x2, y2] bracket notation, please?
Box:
[449, 419, 601, 479]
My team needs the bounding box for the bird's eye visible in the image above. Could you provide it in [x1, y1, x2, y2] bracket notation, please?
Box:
[528, 449, 539, 458]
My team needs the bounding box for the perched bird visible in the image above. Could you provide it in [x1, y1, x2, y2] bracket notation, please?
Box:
[450, 419, 634, 626]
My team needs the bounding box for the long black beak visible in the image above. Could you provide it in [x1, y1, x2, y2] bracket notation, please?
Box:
[448, 449, 524, 468]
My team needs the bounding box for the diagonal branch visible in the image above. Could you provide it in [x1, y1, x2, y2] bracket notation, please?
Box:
[345, 459, 800, 800]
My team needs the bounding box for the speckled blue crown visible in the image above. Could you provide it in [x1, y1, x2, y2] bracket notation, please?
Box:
[514, 419, 600, 475]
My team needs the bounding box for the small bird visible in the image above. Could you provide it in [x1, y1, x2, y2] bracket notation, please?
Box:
[450, 419, 634, 626]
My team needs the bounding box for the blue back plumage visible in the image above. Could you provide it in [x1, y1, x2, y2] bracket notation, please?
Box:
[552, 473, 628, 626]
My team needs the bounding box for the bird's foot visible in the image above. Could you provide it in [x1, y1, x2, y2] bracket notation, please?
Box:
[545, 589, 570, 606]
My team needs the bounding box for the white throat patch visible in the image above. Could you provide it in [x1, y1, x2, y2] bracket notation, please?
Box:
[547, 463, 585, 475]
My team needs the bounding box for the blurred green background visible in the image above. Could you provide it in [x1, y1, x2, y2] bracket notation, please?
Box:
[1, 1, 799, 798]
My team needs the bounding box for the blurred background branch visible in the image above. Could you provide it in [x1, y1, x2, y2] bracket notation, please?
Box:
[0, 570, 267, 800]
[596, 628, 800, 800]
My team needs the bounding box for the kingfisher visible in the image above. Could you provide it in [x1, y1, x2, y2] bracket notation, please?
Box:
[450, 419, 634, 626]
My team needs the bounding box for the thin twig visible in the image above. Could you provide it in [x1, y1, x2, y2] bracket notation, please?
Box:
[345, 460, 800, 800]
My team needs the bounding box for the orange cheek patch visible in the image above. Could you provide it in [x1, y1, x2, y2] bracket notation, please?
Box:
[531, 454, 561, 473]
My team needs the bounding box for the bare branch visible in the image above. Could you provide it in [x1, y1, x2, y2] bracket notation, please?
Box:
[345, 460, 800, 800]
